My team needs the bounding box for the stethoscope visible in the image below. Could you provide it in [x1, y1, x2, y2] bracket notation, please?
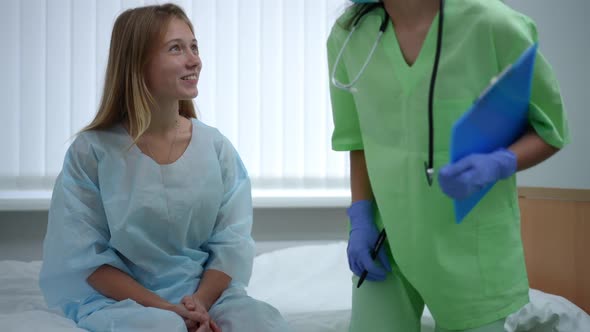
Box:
[331, 0, 445, 186]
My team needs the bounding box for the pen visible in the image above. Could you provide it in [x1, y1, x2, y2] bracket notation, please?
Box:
[356, 229, 387, 288]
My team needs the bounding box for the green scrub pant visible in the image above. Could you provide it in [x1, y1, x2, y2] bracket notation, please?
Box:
[349, 272, 507, 332]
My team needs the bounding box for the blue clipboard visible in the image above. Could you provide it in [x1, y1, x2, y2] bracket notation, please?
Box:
[450, 43, 538, 223]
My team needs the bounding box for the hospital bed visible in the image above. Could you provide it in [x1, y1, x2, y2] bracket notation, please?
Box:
[1, 241, 588, 332]
[1, 188, 589, 331]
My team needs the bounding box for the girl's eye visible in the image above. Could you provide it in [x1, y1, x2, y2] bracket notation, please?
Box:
[191, 44, 199, 53]
[170, 45, 180, 52]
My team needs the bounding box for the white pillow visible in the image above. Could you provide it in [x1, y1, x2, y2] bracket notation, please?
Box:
[249, 242, 590, 332]
[247, 242, 352, 314]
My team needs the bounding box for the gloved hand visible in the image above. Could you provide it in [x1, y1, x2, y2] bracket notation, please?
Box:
[347, 200, 392, 281]
[438, 148, 517, 200]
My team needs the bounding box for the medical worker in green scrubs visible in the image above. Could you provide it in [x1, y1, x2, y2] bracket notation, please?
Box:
[327, 0, 569, 331]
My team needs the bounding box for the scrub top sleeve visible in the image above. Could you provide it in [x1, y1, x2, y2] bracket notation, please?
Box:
[39, 135, 129, 318]
[327, 26, 364, 152]
[203, 136, 255, 287]
[493, 13, 570, 148]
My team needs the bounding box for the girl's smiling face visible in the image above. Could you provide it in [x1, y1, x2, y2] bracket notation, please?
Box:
[145, 18, 202, 104]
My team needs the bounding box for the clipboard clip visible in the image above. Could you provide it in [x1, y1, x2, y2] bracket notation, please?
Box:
[474, 64, 513, 104]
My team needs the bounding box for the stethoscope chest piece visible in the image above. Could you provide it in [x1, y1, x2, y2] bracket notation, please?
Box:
[424, 162, 435, 186]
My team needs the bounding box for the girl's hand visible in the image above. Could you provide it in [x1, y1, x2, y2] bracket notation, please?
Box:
[181, 295, 222, 332]
[195, 320, 221, 332]
[167, 302, 209, 331]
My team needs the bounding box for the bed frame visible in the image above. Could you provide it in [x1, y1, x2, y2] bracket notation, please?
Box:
[519, 187, 590, 314]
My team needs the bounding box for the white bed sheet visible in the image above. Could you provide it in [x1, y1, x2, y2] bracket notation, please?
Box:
[1, 242, 588, 332]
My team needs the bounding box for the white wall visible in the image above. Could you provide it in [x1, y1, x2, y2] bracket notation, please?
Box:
[507, 0, 590, 189]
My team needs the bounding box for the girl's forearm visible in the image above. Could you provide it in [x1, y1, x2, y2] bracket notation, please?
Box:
[87, 265, 171, 310]
[193, 269, 231, 310]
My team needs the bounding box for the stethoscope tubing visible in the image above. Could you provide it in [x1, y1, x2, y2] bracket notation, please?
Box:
[331, 1, 445, 186]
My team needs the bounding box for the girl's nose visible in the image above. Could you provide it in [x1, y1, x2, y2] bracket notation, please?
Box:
[187, 53, 201, 69]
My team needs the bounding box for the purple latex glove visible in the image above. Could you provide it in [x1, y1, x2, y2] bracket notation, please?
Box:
[438, 149, 517, 200]
[347, 200, 392, 281]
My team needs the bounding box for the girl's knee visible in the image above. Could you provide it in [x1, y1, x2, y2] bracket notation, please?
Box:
[210, 297, 289, 332]
[78, 301, 187, 332]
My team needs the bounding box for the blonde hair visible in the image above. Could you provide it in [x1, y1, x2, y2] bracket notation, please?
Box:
[81, 3, 197, 142]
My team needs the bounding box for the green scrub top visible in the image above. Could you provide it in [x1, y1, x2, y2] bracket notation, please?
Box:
[327, 0, 569, 329]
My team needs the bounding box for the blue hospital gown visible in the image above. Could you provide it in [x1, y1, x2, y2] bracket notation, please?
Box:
[39, 118, 289, 332]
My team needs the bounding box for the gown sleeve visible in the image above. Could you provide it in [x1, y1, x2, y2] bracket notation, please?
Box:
[202, 135, 255, 287]
[492, 9, 570, 149]
[39, 134, 130, 320]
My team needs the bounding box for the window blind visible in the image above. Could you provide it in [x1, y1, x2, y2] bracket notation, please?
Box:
[0, 0, 353, 208]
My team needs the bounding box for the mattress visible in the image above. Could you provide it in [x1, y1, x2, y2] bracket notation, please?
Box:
[1, 242, 589, 331]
